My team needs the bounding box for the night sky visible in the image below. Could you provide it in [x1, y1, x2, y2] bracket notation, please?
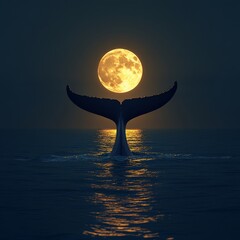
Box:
[1, 0, 239, 129]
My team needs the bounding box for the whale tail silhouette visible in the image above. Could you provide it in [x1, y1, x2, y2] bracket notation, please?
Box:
[66, 81, 177, 156]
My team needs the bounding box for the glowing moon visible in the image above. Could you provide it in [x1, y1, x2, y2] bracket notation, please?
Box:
[97, 48, 143, 93]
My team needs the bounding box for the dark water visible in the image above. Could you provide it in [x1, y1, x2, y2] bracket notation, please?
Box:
[0, 129, 240, 240]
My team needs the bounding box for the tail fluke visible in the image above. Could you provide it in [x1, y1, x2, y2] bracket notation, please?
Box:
[66, 85, 120, 123]
[66, 82, 177, 156]
[122, 81, 177, 123]
[66, 82, 177, 124]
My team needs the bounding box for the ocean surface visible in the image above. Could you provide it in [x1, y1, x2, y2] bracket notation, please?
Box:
[0, 129, 239, 240]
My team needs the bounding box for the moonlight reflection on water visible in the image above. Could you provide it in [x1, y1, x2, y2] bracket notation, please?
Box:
[83, 130, 165, 238]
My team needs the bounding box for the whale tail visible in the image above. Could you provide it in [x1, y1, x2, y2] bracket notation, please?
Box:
[66, 81, 177, 155]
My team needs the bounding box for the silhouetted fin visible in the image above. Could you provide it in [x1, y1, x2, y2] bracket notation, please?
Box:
[66, 82, 177, 156]
[122, 81, 177, 123]
[66, 85, 120, 123]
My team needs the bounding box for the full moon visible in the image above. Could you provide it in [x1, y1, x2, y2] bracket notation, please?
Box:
[97, 48, 143, 93]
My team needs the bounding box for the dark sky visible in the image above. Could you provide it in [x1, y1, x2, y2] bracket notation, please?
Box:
[0, 0, 239, 129]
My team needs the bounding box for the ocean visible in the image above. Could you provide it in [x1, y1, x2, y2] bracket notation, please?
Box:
[0, 129, 239, 240]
